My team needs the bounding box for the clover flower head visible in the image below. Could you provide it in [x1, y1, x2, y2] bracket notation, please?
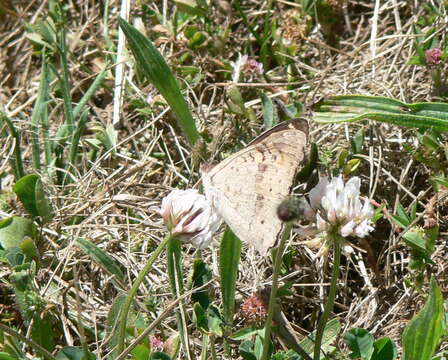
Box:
[232, 54, 263, 82]
[149, 335, 164, 352]
[303, 175, 374, 239]
[425, 48, 442, 65]
[241, 293, 268, 325]
[160, 189, 221, 248]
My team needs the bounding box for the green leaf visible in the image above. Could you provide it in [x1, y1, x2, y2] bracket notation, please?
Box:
[297, 142, 318, 183]
[76, 238, 125, 284]
[403, 231, 427, 254]
[299, 318, 340, 356]
[105, 294, 127, 358]
[191, 259, 212, 309]
[371, 337, 397, 360]
[391, 203, 411, 228]
[175, 0, 207, 17]
[231, 327, 264, 341]
[13, 174, 53, 223]
[261, 93, 277, 129]
[56, 346, 96, 360]
[193, 302, 209, 333]
[118, 18, 199, 145]
[344, 158, 361, 175]
[312, 95, 448, 132]
[0, 353, 18, 360]
[402, 277, 444, 360]
[149, 352, 172, 360]
[31, 315, 55, 352]
[351, 128, 365, 154]
[239, 340, 257, 360]
[344, 328, 374, 359]
[219, 228, 242, 324]
[132, 344, 150, 360]
[0, 217, 37, 250]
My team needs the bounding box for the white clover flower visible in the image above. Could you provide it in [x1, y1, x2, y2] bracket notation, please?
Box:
[304, 175, 374, 238]
[160, 189, 221, 248]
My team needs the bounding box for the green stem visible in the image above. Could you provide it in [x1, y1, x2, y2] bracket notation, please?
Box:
[166, 236, 192, 360]
[116, 234, 172, 354]
[313, 233, 342, 360]
[260, 222, 293, 360]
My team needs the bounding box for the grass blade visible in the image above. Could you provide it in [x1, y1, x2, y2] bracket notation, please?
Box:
[31, 57, 49, 170]
[118, 17, 199, 146]
[312, 95, 448, 131]
[1, 112, 25, 180]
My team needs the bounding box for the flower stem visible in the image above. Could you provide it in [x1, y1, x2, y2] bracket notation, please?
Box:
[166, 236, 192, 360]
[313, 233, 342, 360]
[116, 234, 172, 355]
[260, 222, 293, 360]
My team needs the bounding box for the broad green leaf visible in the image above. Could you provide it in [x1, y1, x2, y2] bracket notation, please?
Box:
[299, 318, 340, 357]
[371, 337, 397, 360]
[402, 277, 444, 360]
[219, 228, 241, 324]
[56, 346, 96, 360]
[31, 315, 55, 352]
[76, 238, 125, 283]
[118, 18, 199, 145]
[344, 328, 374, 359]
[132, 344, 150, 360]
[403, 231, 427, 254]
[13, 174, 53, 223]
[254, 333, 264, 360]
[312, 95, 448, 132]
[191, 259, 212, 309]
[351, 128, 365, 154]
[344, 158, 361, 175]
[239, 340, 257, 360]
[261, 93, 277, 129]
[0, 217, 37, 250]
[193, 302, 208, 333]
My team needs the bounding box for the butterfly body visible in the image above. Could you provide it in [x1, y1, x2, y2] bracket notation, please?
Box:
[201, 119, 309, 254]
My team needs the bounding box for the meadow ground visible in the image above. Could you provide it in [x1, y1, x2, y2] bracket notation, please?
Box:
[0, 0, 447, 359]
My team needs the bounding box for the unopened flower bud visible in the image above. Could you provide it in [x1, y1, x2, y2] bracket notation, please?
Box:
[277, 197, 307, 222]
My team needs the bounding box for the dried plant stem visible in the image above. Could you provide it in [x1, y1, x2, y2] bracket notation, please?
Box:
[313, 233, 342, 360]
[116, 234, 172, 354]
[260, 222, 293, 360]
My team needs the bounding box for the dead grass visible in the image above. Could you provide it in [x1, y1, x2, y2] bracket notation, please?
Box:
[1, 0, 447, 358]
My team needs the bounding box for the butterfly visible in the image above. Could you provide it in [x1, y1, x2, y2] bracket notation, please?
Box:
[201, 119, 309, 255]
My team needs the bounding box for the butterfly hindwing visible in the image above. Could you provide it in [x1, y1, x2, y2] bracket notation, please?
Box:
[201, 119, 309, 254]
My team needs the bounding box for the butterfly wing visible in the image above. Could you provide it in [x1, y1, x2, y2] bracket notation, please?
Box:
[201, 119, 309, 254]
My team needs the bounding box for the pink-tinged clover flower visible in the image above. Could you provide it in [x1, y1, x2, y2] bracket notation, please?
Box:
[232, 54, 264, 82]
[149, 335, 164, 352]
[425, 48, 443, 65]
[160, 189, 220, 248]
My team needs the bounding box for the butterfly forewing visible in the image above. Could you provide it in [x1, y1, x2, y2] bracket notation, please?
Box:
[201, 119, 309, 254]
